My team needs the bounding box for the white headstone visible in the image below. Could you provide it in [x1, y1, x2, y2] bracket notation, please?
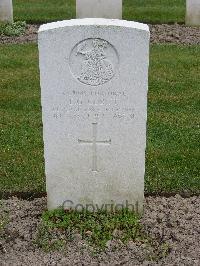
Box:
[76, 0, 122, 19]
[186, 0, 200, 26]
[38, 19, 149, 213]
[0, 0, 13, 23]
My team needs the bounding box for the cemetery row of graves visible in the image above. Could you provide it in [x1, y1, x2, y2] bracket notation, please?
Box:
[4, 0, 186, 24]
[0, 0, 199, 26]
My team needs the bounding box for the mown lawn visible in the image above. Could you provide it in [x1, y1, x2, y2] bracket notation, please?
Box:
[13, 0, 185, 24]
[146, 45, 200, 193]
[0, 44, 199, 194]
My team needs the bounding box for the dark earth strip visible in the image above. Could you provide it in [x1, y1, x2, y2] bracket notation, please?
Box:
[0, 191, 200, 200]
[0, 196, 199, 265]
[0, 24, 200, 45]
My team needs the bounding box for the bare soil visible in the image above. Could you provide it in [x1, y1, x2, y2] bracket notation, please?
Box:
[0, 195, 199, 265]
[0, 24, 38, 44]
[0, 24, 200, 45]
[150, 24, 200, 45]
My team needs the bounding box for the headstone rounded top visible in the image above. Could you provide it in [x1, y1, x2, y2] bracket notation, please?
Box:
[38, 18, 149, 33]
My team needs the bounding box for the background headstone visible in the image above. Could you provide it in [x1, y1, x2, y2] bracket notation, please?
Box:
[0, 0, 13, 23]
[38, 18, 149, 213]
[186, 0, 200, 26]
[76, 0, 122, 19]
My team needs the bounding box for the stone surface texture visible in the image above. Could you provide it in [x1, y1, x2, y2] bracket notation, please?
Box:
[38, 18, 149, 212]
[76, 0, 122, 19]
[0, 0, 13, 22]
[186, 0, 200, 26]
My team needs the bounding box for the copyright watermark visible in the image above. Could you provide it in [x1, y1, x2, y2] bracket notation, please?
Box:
[62, 200, 139, 213]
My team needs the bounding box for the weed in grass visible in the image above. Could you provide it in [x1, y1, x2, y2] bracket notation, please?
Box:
[35, 208, 171, 261]
[147, 242, 171, 261]
[0, 21, 26, 36]
[34, 223, 66, 252]
[35, 208, 142, 251]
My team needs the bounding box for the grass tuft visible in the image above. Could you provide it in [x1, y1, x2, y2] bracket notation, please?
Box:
[35, 208, 171, 261]
[35, 208, 142, 250]
[0, 21, 26, 36]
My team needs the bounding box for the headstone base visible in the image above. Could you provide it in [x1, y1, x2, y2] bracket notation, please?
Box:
[0, 0, 13, 23]
[186, 0, 200, 26]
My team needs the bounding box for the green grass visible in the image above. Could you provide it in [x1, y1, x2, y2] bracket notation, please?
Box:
[124, 0, 185, 24]
[0, 44, 199, 194]
[36, 208, 142, 250]
[146, 45, 200, 193]
[13, 0, 75, 24]
[36, 208, 170, 258]
[0, 44, 44, 192]
[13, 0, 185, 24]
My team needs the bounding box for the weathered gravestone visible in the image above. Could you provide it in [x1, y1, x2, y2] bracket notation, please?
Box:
[76, 0, 122, 19]
[186, 0, 200, 26]
[38, 18, 150, 213]
[0, 0, 13, 22]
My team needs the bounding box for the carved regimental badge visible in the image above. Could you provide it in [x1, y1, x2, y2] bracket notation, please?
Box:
[70, 38, 118, 86]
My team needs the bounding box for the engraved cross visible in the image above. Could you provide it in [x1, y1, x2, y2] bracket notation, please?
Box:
[78, 123, 111, 172]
